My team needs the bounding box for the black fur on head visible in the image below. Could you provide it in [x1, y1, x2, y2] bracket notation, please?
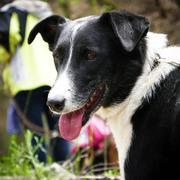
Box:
[92, 10, 150, 106]
[28, 9, 150, 113]
[100, 10, 150, 52]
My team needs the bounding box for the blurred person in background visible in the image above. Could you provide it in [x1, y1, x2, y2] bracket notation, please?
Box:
[0, 0, 71, 163]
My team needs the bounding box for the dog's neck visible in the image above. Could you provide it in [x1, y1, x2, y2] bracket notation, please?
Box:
[97, 32, 170, 121]
[96, 32, 179, 180]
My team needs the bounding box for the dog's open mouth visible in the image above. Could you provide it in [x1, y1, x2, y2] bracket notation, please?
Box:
[59, 84, 105, 141]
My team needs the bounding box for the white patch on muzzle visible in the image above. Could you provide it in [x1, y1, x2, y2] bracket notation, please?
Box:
[48, 70, 76, 113]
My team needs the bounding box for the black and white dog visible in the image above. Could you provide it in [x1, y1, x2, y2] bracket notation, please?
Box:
[28, 10, 180, 180]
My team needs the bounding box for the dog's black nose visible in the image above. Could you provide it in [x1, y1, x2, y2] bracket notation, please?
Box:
[47, 99, 65, 112]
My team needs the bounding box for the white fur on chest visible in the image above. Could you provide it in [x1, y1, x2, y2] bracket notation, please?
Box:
[98, 101, 133, 180]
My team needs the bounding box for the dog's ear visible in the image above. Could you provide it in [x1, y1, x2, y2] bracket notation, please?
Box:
[99, 10, 150, 52]
[28, 15, 67, 51]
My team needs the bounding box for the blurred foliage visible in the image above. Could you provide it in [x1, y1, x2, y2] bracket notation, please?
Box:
[0, 130, 119, 178]
[0, 130, 54, 178]
[42, 0, 180, 43]
[45, 0, 118, 18]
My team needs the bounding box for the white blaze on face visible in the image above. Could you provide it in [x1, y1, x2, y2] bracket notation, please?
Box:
[48, 16, 97, 113]
[48, 70, 74, 113]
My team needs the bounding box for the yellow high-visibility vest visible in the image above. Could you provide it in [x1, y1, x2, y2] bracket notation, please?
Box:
[0, 12, 57, 96]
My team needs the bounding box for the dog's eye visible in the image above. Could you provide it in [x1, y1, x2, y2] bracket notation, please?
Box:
[87, 51, 97, 61]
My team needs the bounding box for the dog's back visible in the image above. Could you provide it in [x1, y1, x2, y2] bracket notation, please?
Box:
[127, 66, 180, 180]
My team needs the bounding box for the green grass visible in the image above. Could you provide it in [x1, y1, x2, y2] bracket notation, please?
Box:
[0, 131, 55, 179]
[0, 130, 120, 179]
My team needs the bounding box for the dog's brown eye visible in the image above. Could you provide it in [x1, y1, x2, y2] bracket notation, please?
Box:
[87, 51, 97, 61]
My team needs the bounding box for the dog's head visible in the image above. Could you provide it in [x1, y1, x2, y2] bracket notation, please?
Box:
[28, 10, 149, 140]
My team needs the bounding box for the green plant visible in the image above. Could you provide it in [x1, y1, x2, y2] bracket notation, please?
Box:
[0, 130, 54, 179]
[104, 169, 119, 177]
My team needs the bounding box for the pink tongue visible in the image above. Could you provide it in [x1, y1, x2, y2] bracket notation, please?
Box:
[59, 108, 85, 141]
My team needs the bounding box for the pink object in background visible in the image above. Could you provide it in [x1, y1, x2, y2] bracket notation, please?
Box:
[72, 115, 110, 153]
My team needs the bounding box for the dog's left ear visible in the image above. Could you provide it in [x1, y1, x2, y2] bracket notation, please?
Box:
[99, 10, 150, 52]
[28, 15, 67, 51]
